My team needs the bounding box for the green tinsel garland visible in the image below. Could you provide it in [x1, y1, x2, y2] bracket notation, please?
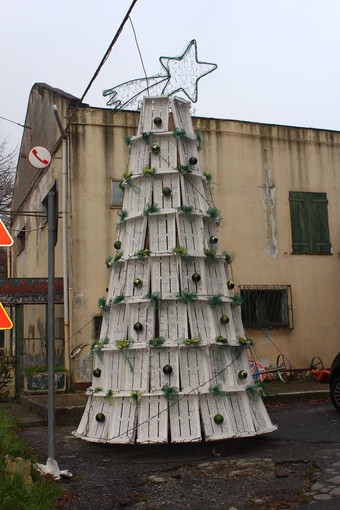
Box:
[209, 384, 231, 397]
[105, 389, 116, 404]
[246, 382, 266, 397]
[125, 135, 132, 154]
[122, 172, 140, 193]
[142, 166, 157, 177]
[118, 209, 128, 222]
[207, 207, 222, 224]
[182, 337, 201, 346]
[137, 248, 151, 259]
[143, 203, 160, 216]
[232, 294, 243, 307]
[149, 337, 165, 348]
[98, 297, 110, 313]
[177, 205, 195, 216]
[146, 292, 162, 309]
[204, 248, 216, 258]
[178, 165, 192, 175]
[238, 336, 254, 347]
[176, 290, 198, 304]
[173, 128, 187, 139]
[203, 172, 212, 183]
[173, 246, 187, 256]
[93, 387, 103, 394]
[142, 131, 154, 143]
[106, 251, 123, 268]
[222, 251, 234, 265]
[161, 383, 178, 401]
[130, 389, 143, 405]
[116, 339, 134, 372]
[196, 131, 202, 151]
[208, 294, 223, 308]
[216, 335, 229, 344]
[118, 180, 125, 193]
[113, 295, 125, 305]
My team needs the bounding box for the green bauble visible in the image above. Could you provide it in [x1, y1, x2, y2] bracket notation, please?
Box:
[238, 370, 248, 380]
[162, 186, 172, 197]
[214, 413, 224, 425]
[163, 364, 173, 375]
[209, 235, 218, 244]
[114, 240, 121, 250]
[220, 314, 229, 325]
[154, 116, 162, 126]
[151, 144, 160, 154]
[192, 272, 201, 283]
[133, 322, 143, 332]
[189, 156, 198, 165]
[93, 368, 101, 378]
[133, 278, 143, 288]
[227, 280, 235, 290]
[96, 412, 105, 423]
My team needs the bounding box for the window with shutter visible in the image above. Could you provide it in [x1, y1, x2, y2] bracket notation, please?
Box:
[289, 191, 331, 254]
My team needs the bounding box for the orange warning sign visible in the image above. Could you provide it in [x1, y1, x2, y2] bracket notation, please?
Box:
[0, 219, 13, 247]
[0, 302, 12, 330]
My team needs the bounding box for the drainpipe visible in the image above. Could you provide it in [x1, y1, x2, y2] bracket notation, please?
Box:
[52, 105, 70, 374]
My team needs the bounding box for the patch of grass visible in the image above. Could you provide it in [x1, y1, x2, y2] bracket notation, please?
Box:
[0, 407, 62, 509]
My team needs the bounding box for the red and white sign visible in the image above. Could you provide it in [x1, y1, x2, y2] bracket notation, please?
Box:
[0, 302, 12, 330]
[28, 146, 51, 169]
[0, 219, 13, 247]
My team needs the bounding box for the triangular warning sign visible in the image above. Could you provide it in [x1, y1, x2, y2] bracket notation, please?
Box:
[0, 302, 12, 330]
[0, 219, 13, 247]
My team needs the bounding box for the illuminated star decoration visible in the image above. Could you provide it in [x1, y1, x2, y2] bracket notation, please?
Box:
[103, 39, 217, 111]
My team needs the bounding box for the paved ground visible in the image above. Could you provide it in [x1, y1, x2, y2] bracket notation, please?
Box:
[3, 377, 339, 509]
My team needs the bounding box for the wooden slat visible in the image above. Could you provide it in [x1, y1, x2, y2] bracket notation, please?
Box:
[177, 214, 204, 255]
[107, 396, 137, 444]
[137, 97, 170, 134]
[75, 396, 112, 442]
[107, 304, 128, 342]
[150, 256, 179, 296]
[232, 347, 252, 389]
[169, 394, 201, 442]
[171, 97, 195, 138]
[124, 258, 150, 298]
[153, 172, 180, 209]
[127, 302, 154, 344]
[248, 393, 277, 434]
[228, 392, 256, 436]
[129, 138, 150, 175]
[137, 394, 168, 443]
[200, 394, 235, 441]
[231, 304, 246, 339]
[149, 348, 179, 391]
[150, 134, 178, 169]
[105, 350, 125, 391]
[149, 213, 176, 253]
[107, 262, 126, 300]
[122, 348, 149, 392]
[124, 217, 147, 257]
[159, 301, 188, 345]
[180, 175, 207, 213]
[188, 302, 215, 344]
[127, 177, 152, 215]
[180, 258, 206, 296]
[205, 259, 227, 296]
[211, 303, 238, 346]
[203, 218, 221, 255]
[179, 346, 210, 393]
[209, 345, 237, 389]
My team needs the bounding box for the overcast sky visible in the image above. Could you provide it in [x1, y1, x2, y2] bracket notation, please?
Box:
[1, 0, 340, 156]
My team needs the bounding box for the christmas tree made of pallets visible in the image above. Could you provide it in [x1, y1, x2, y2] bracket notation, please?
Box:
[74, 96, 276, 444]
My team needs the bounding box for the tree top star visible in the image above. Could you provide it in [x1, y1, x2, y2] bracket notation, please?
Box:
[159, 40, 217, 103]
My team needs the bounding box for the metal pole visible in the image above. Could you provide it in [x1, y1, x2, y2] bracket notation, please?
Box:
[48, 189, 56, 460]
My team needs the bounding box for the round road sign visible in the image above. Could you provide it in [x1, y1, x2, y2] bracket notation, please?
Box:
[28, 146, 51, 169]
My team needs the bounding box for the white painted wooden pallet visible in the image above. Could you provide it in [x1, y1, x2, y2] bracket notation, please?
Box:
[75, 96, 277, 445]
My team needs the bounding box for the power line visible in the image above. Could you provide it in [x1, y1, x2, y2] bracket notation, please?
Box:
[0, 115, 31, 130]
[66, 0, 139, 132]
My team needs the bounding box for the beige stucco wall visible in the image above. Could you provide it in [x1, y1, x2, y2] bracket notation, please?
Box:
[12, 92, 340, 384]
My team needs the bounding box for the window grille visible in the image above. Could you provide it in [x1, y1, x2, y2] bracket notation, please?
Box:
[239, 285, 293, 330]
[94, 316, 103, 339]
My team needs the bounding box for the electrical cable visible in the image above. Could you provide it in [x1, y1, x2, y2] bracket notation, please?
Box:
[66, 0, 139, 132]
[128, 16, 149, 95]
[0, 115, 31, 130]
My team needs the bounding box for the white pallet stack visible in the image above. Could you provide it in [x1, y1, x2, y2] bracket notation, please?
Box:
[74, 96, 276, 444]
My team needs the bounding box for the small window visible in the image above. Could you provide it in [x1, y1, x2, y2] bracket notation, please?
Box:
[94, 316, 103, 339]
[239, 285, 293, 330]
[16, 227, 26, 255]
[289, 191, 331, 254]
[111, 179, 124, 207]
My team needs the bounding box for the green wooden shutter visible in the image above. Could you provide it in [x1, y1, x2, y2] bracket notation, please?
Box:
[289, 192, 310, 253]
[309, 193, 331, 254]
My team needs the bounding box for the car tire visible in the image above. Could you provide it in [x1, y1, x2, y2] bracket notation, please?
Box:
[330, 375, 340, 412]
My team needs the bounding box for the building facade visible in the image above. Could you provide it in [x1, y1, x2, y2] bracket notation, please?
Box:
[10, 83, 340, 387]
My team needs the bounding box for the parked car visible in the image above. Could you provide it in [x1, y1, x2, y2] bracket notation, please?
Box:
[330, 353, 340, 411]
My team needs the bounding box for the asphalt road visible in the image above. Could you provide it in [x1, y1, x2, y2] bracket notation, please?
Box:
[20, 398, 340, 509]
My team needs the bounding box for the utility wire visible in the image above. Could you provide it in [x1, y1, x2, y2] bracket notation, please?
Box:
[129, 16, 149, 94]
[0, 115, 31, 130]
[66, 0, 139, 132]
